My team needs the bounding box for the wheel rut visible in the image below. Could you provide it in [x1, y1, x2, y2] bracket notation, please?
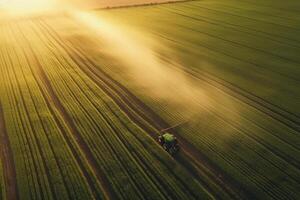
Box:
[0, 103, 19, 200]
[33, 51, 116, 200]
[38, 19, 253, 199]
[15, 22, 116, 199]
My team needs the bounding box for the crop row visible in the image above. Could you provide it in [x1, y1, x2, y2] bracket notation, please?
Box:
[38, 17, 243, 199]
[0, 123, 6, 199]
[81, 2, 300, 199]
[17, 18, 212, 200]
[97, 1, 300, 115]
[0, 24, 99, 199]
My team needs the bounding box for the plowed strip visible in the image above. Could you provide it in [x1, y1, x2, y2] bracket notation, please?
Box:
[39, 19, 252, 199]
[34, 54, 116, 200]
[15, 24, 116, 199]
[0, 103, 19, 200]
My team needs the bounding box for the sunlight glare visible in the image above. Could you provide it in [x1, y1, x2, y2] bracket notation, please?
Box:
[0, 0, 59, 16]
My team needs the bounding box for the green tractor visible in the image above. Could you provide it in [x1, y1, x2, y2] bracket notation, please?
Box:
[157, 121, 189, 155]
[158, 133, 180, 155]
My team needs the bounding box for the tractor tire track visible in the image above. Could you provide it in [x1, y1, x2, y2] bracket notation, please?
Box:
[8, 43, 58, 200]
[9, 24, 75, 199]
[63, 66, 187, 199]
[1, 44, 45, 199]
[50, 40, 209, 199]
[2, 28, 55, 199]
[16, 21, 116, 200]
[29, 21, 149, 200]
[14, 25, 106, 200]
[74, 41, 252, 200]
[0, 103, 19, 200]
[34, 62, 118, 200]
[39, 19, 252, 199]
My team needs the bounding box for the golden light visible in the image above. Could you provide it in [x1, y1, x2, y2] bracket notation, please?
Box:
[73, 12, 212, 116]
[0, 0, 59, 16]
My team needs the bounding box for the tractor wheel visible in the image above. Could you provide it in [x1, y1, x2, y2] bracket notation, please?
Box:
[168, 148, 174, 155]
[170, 146, 179, 155]
[163, 144, 168, 151]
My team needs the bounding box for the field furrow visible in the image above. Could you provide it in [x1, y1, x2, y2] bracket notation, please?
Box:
[39, 16, 256, 199]
[0, 103, 18, 200]
[0, 0, 299, 199]
[8, 17, 213, 200]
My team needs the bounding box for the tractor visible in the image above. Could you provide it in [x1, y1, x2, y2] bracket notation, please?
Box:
[157, 121, 189, 155]
[158, 133, 180, 155]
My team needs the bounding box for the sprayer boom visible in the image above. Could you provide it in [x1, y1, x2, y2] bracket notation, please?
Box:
[160, 120, 189, 133]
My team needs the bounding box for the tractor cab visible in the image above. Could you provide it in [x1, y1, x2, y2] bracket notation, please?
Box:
[158, 133, 180, 155]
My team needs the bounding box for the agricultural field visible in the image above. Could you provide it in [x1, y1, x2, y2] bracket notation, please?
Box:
[0, 0, 300, 199]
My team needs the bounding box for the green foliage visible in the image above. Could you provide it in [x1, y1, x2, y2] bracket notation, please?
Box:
[0, 13, 212, 199]
[1, 0, 299, 199]
[93, 1, 300, 199]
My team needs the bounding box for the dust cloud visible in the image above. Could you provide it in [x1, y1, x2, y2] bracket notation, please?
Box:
[0, 0, 237, 121]
[73, 12, 213, 119]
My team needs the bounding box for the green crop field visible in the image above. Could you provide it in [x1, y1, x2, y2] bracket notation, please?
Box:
[0, 0, 300, 199]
